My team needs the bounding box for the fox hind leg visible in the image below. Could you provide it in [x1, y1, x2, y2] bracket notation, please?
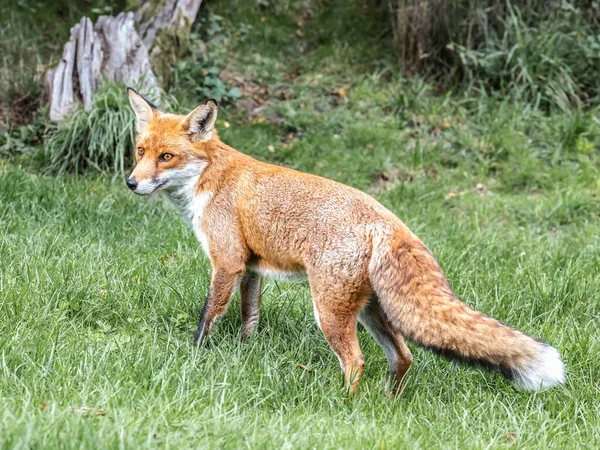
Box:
[358, 297, 413, 396]
[309, 278, 370, 395]
[240, 271, 262, 340]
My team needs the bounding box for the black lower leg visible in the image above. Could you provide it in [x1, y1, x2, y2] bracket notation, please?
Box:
[194, 295, 210, 346]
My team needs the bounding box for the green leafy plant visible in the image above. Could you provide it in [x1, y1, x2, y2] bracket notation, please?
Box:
[169, 13, 245, 108]
[0, 108, 46, 159]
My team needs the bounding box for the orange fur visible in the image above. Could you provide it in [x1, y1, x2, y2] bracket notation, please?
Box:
[126, 89, 565, 394]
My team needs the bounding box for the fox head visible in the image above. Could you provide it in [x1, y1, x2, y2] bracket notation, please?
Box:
[126, 88, 218, 195]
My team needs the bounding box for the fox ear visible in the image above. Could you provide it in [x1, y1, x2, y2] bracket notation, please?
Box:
[181, 99, 218, 142]
[127, 87, 159, 134]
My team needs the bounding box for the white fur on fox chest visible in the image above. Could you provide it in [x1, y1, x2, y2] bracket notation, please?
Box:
[190, 191, 213, 258]
[162, 164, 213, 258]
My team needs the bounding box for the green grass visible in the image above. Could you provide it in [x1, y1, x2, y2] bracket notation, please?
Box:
[1, 0, 600, 448]
[1, 148, 599, 448]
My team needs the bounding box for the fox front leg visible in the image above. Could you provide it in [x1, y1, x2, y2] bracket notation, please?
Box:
[194, 268, 243, 346]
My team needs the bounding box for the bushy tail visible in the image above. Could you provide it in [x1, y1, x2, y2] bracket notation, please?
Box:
[369, 232, 565, 390]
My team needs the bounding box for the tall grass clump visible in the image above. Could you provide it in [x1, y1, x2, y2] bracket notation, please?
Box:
[44, 86, 136, 176]
[388, 0, 455, 75]
[387, 0, 600, 109]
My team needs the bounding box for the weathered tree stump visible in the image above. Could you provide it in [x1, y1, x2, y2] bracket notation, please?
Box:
[46, 0, 203, 122]
[136, 0, 204, 85]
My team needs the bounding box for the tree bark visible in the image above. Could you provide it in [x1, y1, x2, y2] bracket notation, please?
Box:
[46, 0, 203, 122]
[136, 0, 204, 86]
[136, 0, 203, 49]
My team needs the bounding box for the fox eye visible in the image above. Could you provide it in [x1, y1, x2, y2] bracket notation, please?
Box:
[160, 153, 174, 162]
[137, 147, 145, 156]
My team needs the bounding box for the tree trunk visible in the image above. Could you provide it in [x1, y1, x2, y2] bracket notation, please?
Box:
[46, 0, 203, 122]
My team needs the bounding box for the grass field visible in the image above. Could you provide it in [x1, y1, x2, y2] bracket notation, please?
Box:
[1, 0, 600, 448]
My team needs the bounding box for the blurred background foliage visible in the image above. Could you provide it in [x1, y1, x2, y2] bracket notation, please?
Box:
[389, 0, 600, 110]
[0, 0, 599, 176]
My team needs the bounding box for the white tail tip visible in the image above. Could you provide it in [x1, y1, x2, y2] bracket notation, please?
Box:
[514, 345, 566, 391]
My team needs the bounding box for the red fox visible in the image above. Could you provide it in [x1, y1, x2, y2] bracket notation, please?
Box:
[126, 88, 565, 394]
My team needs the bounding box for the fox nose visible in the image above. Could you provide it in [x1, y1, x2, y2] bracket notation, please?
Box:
[126, 178, 138, 191]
